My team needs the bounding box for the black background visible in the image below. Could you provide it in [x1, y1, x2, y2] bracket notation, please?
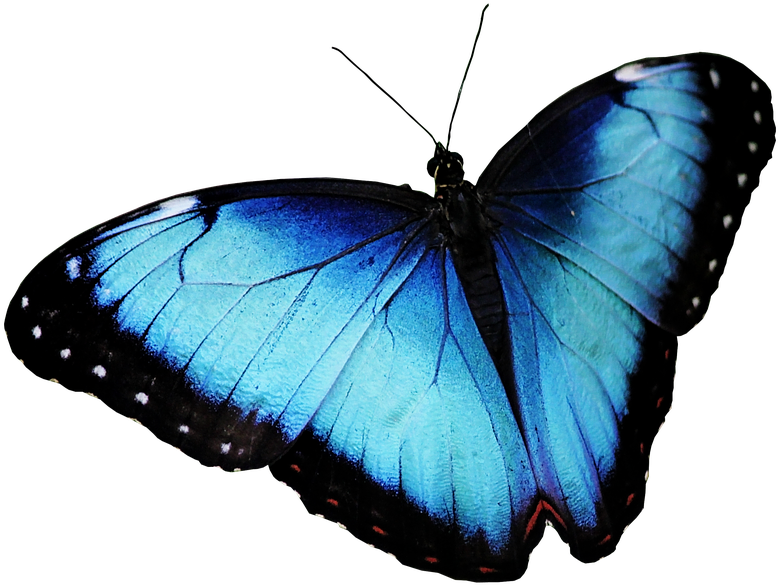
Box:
[1, 2, 776, 583]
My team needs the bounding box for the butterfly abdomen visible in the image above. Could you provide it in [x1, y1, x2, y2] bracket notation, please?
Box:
[451, 235, 506, 355]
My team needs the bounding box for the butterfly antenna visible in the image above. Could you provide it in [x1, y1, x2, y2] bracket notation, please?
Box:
[446, 4, 489, 150]
[332, 47, 438, 146]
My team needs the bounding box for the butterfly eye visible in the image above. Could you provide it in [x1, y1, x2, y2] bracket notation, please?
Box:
[425, 155, 438, 179]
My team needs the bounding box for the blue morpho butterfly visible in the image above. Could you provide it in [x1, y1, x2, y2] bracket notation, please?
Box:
[4, 8, 774, 582]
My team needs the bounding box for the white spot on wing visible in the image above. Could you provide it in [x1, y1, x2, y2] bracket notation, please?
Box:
[748, 141, 758, 153]
[709, 69, 720, 88]
[708, 259, 718, 272]
[751, 80, 759, 92]
[93, 365, 107, 378]
[738, 173, 748, 187]
[134, 392, 149, 404]
[32, 325, 42, 339]
[723, 214, 733, 228]
[692, 296, 701, 309]
[178, 425, 189, 434]
[754, 110, 762, 124]
[614, 61, 689, 82]
[66, 256, 82, 280]
[220, 442, 231, 454]
[21, 296, 29, 309]
[60, 348, 71, 359]
[157, 196, 199, 220]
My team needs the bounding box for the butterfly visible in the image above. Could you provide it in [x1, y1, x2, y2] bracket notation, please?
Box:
[4, 13, 772, 578]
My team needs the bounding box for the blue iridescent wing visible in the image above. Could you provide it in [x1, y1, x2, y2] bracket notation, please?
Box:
[5, 179, 538, 580]
[271, 246, 539, 580]
[477, 54, 774, 562]
[5, 180, 439, 469]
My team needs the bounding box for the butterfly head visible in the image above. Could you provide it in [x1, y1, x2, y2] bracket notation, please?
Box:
[428, 142, 465, 193]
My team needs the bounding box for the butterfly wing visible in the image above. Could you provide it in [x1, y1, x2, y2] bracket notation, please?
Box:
[5, 178, 543, 580]
[271, 246, 540, 580]
[5, 179, 441, 470]
[477, 54, 773, 560]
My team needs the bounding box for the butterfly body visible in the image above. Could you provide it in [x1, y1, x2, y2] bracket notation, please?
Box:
[5, 53, 774, 581]
[429, 144, 512, 378]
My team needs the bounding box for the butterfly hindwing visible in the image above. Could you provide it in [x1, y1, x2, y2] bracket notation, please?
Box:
[272, 247, 537, 581]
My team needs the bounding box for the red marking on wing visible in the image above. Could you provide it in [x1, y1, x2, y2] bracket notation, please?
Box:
[478, 567, 498, 574]
[664, 349, 670, 360]
[290, 464, 301, 472]
[326, 498, 339, 507]
[626, 493, 635, 506]
[372, 525, 387, 536]
[424, 556, 439, 564]
[640, 442, 645, 454]
[656, 396, 664, 409]
[597, 534, 612, 546]
[524, 499, 566, 540]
